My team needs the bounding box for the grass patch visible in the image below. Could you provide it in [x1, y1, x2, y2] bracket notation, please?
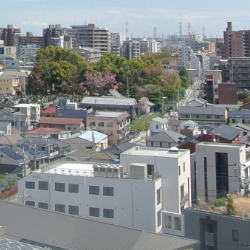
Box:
[208, 198, 225, 207]
[130, 112, 163, 131]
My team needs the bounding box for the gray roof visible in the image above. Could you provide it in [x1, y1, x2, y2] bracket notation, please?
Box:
[102, 142, 140, 155]
[228, 109, 250, 118]
[179, 106, 226, 115]
[232, 123, 250, 131]
[81, 96, 137, 106]
[0, 201, 199, 250]
[187, 97, 208, 104]
[209, 124, 240, 140]
[151, 117, 168, 124]
[146, 130, 186, 143]
[63, 130, 107, 143]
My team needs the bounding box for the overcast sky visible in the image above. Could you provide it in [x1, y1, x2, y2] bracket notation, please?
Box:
[1, 0, 250, 38]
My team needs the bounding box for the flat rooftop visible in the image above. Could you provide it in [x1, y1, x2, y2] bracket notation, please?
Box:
[123, 146, 188, 158]
[89, 111, 127, 118]
[197, 142, 244, 148]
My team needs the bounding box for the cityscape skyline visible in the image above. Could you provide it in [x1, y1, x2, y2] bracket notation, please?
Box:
[1, 0, 250, 38]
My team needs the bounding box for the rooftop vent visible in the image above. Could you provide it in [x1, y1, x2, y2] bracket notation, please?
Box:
[169, 147, 179, 153]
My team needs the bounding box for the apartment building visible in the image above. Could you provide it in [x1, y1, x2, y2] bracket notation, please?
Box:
[14, 104, 40, 122]
[86, 111, 130, 145]
[120, 40, 140, 60]
[18, 162, 162, 233]
[0, 25, 21, 46]
[195, 142, 247, 201]
[179, 106, 227, 125]
[71, 24, 111, 54]
[110, 32, 126, 57]
[0, 75, 20, 95]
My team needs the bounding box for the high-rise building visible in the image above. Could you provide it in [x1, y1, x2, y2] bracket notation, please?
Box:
[120, 40, 140, 60]
[110, 32, 126, 56]
[71, 24, 111, 54]
[0, 25, 21, 46]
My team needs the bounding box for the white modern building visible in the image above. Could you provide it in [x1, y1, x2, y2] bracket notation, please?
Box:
[150, 117, 168, 136]
[18, 162, 162, 233]
[14, 104, 40, 122]
[195, 142, 247, 201]
[110, 32, 126, 57]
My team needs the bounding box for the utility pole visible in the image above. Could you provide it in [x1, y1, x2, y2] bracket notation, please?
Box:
[177, 88, 180, 111]
[127, 76, 129, 98]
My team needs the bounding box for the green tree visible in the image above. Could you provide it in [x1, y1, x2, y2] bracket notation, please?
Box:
[226, 193, 237, 215]
[148, 88, 163, 104]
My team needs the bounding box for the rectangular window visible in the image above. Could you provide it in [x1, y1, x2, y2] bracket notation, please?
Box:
[38, 181, 48, 190]
[55, 204, 65, 213]
[157, 210, 162, 227]
[165, 215, 172, 229]
[179, 166, 181, 176]
[157, 188, 161, 205]
[55, 182, 65, 192]
[147, 164, 154, 175]
[107, 122, 113, 127]
[98, 122, 104, 127]
[38, 202, 48, 209]
[68, 184, 79, 193]
[232, 229, 238, 241]
[68, 205, 79, 215]
[26, 181, 35, 189]
[90, 122, 96, 126]
[25, 201, 35, 207]
[89, 185, 99, 195]
[156, 125, 159, 129]
[103, 187, 114, 196]
[89, 207, 100, 217]
[174, 217, 181, 231]
[160, 142, 162, 147]
[103, 209, 114, 218]
[183, 162, 185, 172]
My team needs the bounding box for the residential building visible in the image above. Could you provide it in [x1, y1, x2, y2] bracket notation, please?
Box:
[120, 40, 140, 60]
[195, 142, 246, 201]
[150, 117, 168, 136]
[232, 123, 250, 138]
[62, 130, 108, 151]
[86, 111, 130, 145]
[0, 74, 20, 95]
[218, 83, 238, 104]
[228, 109, 250, 125]
[40, 106, 56, 117]
[23, 127, 71, 140]
[0, 25, 21, 46]
[18, 162, 162, 233]
[120, 147, 191, 216]
[0, 133, 23, 149]
[0, 121, 12, 135]
[178, 139, 200, 154]
[110, 32, 126, 57]
[185, 97, 208, 107]
[178, 120, 200, 139]
[71, 24, 111, 54]
[178, 106, 227, 125]
[146, 131, 186, 148]
[70, 47, 101, 63]
[14, 104, 40, 122]
[38, 117, 84, 134]
[0, 201, 199, 250]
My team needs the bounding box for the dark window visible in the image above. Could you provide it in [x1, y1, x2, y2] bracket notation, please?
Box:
[204, 157, 208, 201]
[68, 184, 79, 193]
[89, 207, 100, 217]
[103, 209, 114, 218]
[55, 182, 65, 192]
[69, 205, 79, 215]
[103, 187, 114, 196]
[160, 142, 162, 147]
[89, 185, 99, 195]
[179, 166, 181, 176]
[232, 229, 238, 241]
[157, 188, 161, 205]
[98, 122, 104, 127]
[157, 210, 161, 227]
[156, 125, 159, 129]
[39, 202, 48, 209]
[55, 204, 65, 213]
[26, 181, 35, 189]
[147, 164, 154, 175]
[25, 201, 35, 207]
[39, 181, 48, 190]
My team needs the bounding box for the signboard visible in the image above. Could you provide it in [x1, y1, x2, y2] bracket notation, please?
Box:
[20, 45, 40, 49]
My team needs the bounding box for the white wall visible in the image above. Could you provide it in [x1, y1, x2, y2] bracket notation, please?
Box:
[18, 172, 162, 233]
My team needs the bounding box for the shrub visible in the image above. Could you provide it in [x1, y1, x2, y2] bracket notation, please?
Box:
[208, 198, 225, 207]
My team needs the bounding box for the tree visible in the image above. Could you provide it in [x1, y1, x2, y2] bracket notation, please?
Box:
[226, 193, 237, 215]
[243, 97, 250, 104]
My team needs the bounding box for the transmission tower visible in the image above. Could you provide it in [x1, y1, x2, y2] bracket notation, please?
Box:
[187, 22, 192, 36]
[154, 27, 157, 39]
[125, 21, 129, 40]
[179, 22, 182, 38]
[203, 27, 206, 40]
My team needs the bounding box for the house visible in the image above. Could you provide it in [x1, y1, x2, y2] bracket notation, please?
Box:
[228, 109, 250, 125]
[23, 127, 71, 140]
[14, 104, 40, 122]
[185, 97, 208, 107]
[178, 139, 200, 154]
[0, 122, 11, 135]
[18, 137, 71, 160]
[18, 162, 162, 233]
[232, 123, 250, 137]
[101, 141, 140, 158]
[64, 150, 91, 162]
[38, 117, 84, 134]
[0, 201, 199, 250]
[40, 106, 56, 117]
[150, 117, 168, 136]
[0, 134, 23, 149]
[196, 124, 241, 144]
[168, 119, 181, 132]
[90, 151, 118, 163]
[178, 120, 200, 139]
[62, 130, 108, 152]
[179, 106, 227, 125]
[80, 92, 139, 119]
[0, 74, 20, 95]
[120, 146, 191, 236]
[146, 131, 186, 148]
[195, 142, 246, 201]
[87, 111, 130, 145]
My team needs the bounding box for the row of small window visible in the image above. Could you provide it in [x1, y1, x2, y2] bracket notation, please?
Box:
[89, 122, 113, 127]
[25, 181, 114, 196]
[25, 201, 114, 218]
[0, 87, 13, 90]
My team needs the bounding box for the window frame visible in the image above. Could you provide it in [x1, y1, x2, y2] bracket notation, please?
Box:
[68, 205, 79, 215]
[103, 208, 114, 218]
[68, 184, 79, 193]
[55, 182, 65, 192]
[89, 185, 99, 195]
[38, 181, 48, 190]
[26, 181, 35, 189]
[89, 207, 100, 217]
[55, 204, 65, 213]
[38, 202, 48, 209]
[103, 187, 114, 196]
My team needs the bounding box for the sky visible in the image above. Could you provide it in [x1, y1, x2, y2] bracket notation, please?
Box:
[1, 0, 250, 39]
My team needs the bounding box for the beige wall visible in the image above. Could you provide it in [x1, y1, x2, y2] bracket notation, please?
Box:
[0, 77, 19, 94]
